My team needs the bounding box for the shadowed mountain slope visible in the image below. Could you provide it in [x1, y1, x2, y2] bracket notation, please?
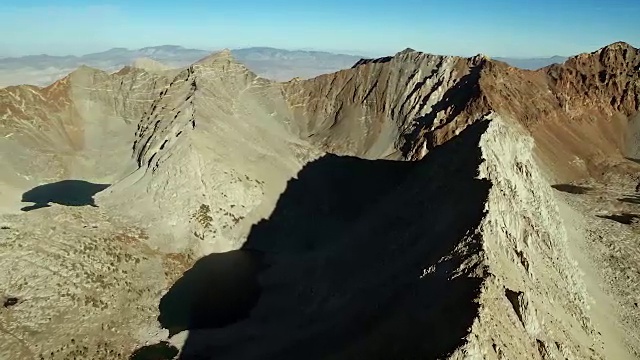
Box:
[173, 120, 490, 359]
[166, 118, 605, 359]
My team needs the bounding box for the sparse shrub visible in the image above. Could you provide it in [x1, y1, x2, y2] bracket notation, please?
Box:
[192, 204, 213, 228]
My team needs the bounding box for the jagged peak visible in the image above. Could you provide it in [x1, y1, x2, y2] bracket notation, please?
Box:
[0, 83, 43, 92]
[61, 65, 109, 88]
[113, 65, 163, 78]
[113, 66, 136, 76]
[473, 53, 491, 61]
[598, 41, 637, 52]
[36, 64, 106, 91]
[351, 49, 456, 69]
[351, 56, 392, 68]
[131, 57, 171, 72]
[571, 41, 640, 60]
[185, 48, 260, 82]
[396, 47, 416, 55]
[70, 64, 107, 77]
[193, 48, 235, 66]
[559, 40, 640, 70]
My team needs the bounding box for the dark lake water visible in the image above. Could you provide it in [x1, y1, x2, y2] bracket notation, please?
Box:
[129, 341, 179, 360]
[157, 249, 264, 337]
[20, 180, 110, 211]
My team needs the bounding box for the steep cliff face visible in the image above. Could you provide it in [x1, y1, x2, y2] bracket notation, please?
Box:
[458, 116, 598, 359]
[283, 51, 487, 159]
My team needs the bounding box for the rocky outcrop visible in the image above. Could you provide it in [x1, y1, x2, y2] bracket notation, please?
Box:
[131, 57, 172, 72]
[102, 50, 317, 254]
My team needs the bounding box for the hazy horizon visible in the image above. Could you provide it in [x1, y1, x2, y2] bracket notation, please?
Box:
[2, 1, 639, 58]
[0, 45, 373, 59]
[0, 43, 623, 61]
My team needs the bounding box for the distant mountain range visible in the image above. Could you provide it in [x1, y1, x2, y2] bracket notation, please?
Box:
[0, 45, 569, 88]
[0, 46, 363, 87]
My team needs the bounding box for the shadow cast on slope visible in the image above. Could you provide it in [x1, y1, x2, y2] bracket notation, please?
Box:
[155, 121, 492, 360]
[625, 157, 640, 165]
[20, 180, 110, 211]
[597, 213, 640, 225]
[618, 194, 640, 205]
[551, 184, 593, 194]
[351, 56, 393, 68]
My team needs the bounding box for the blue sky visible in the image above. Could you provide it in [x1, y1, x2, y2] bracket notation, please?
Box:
[1, 0, 639, 57]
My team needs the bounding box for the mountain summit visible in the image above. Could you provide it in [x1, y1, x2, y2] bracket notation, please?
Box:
[131, 57, 171, 72]
[194, 49, 235, 65]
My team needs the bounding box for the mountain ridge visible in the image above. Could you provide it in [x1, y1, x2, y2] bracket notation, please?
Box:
[3, 42, 638, 180]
